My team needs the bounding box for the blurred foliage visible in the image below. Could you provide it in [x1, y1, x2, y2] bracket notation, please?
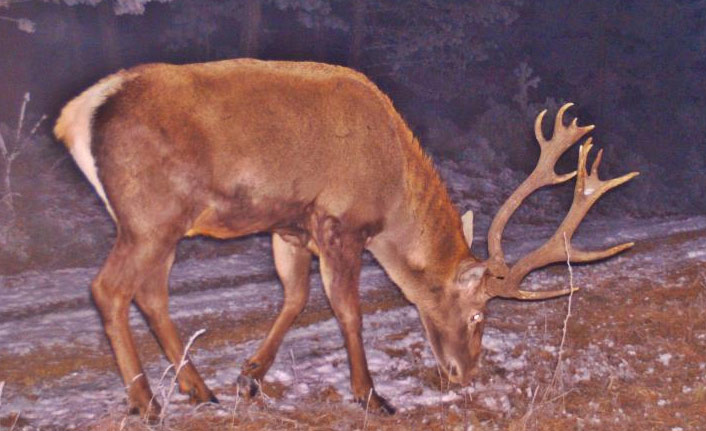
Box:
[272, 0, 348, 31]
[56, 0, 172, 15]
[3, 0, 174, 15]
[365, 0, 523, 102]
[0, 0, 704, 272]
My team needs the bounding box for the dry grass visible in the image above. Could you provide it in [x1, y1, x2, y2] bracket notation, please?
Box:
[3, 229, 706, 430]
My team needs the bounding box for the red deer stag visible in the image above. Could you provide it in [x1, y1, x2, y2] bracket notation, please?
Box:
[54, 59, 638, 418]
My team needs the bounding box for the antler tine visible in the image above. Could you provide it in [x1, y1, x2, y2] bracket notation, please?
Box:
[538, 104, 595, 175]
[591, 148, 603, 176]
[487, 103, 592, 276]
[570, 241, 634, 262]
[508, 286, 579, 301]
[534, 109, 548, 145]
[553, 103, 574, 143]
[488, 142, 639, 300]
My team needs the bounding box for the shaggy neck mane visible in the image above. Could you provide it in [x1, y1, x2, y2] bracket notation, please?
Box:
[398, 125, 471, 281]
[335, 67, 471, 286]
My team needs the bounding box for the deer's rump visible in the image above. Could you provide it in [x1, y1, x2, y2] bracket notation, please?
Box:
[83, 59, 406, 237]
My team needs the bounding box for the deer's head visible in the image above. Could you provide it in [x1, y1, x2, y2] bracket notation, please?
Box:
[422, 104, 638, 384]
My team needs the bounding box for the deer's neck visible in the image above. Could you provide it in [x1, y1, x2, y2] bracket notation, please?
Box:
[368, 138, 472, 305]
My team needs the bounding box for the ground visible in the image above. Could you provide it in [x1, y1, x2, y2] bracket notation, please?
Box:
[1, 216, 705, 431]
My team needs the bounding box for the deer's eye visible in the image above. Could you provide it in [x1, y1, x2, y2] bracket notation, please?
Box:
[468, 312, 484, 325]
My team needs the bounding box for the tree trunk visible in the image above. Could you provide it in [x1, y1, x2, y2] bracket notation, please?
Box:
[1, 136, 16, 218]
[67, 9, 86, 79]
[348, 0, 366, 69]
[314, 21, 326, 60]
[98, 1, 122, 71]
[239, 0, 262, 57]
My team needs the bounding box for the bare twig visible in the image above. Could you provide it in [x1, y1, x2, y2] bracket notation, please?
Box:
[123, 372, 147, 421]
[363, 388, 373, 430]
[27, 114, 47, 138]
[9, 411, 20, 431]
[544, 387, 577, 404]
[289, 349, 298, 382]
[118, 414, 129, 431]
[463, 390, 469, 429]
[520, 385, 539, 430]
[160, 328, 207, 424]
[0, 131, 7, 158]
[435, 364, 450, 431]
[558, 232, 576, 358]
[257, 377, 271, 409]
[16, 92, 29, 143]
[230, 382, 241, 430]
[1, 92, 44, 217]
[0, 381, 4, 410]
[13, 113, 46, 157]
[543, 232, 576, 408]
[48, 154, 69, 173]
[151, 363, 175, 415]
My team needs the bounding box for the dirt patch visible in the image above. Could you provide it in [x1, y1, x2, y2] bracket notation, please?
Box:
[3, 224, 706, 430]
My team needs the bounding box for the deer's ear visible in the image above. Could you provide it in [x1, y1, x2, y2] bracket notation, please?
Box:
[462, 210, 474, 247]
[458, 263, 487, 290]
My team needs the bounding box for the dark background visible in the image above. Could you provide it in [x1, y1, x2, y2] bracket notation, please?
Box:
[0, 0, 704, 274]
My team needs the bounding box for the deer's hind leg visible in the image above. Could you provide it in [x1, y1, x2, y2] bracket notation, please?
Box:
[91, 233, 175, 420]
[238, 232, 312, 396]
[133, 248, 217, 406]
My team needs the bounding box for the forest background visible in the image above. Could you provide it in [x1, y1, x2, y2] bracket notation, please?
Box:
[0, 0, 704, 274]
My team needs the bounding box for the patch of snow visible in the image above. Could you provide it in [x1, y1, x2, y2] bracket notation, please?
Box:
[267, 369, 293, 384]
[572, 367, 592, 383]
[657, 353, 673, 366]
[2, 215, 706, 428]
[687, 249, 706, 260]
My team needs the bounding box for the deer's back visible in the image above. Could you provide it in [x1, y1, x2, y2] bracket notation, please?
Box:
[89, 59, 407, 237]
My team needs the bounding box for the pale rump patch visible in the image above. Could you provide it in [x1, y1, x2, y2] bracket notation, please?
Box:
[461, 210, 474, 247]
[54, 72, 131, 221]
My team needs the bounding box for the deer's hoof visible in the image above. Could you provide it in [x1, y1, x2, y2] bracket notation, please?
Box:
[128, 399, 161, 424]
[355, 390, 396, 415]
[187, 387, 220, 405]
[236, 373, 260, 399]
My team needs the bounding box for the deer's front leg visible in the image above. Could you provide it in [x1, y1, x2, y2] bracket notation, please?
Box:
[315, 217, 395, 414]
[238, 233, 312, 398]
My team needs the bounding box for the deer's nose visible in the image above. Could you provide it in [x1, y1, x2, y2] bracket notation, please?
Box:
[447, 360, 463, 384]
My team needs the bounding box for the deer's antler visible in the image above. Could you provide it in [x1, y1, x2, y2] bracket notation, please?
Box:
[485, 103, 639, 300]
